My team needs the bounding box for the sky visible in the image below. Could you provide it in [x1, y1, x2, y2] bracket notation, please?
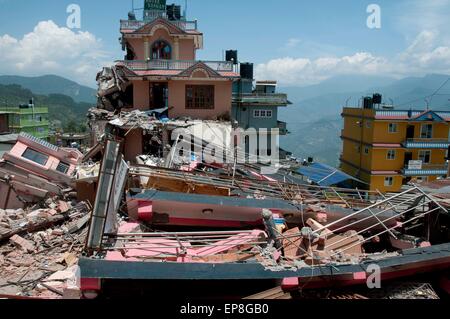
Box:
[0, 0, 450, 87]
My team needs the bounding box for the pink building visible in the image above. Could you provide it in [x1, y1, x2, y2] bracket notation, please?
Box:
[118, 1, 240, 120]
[0, 133, 83, 208]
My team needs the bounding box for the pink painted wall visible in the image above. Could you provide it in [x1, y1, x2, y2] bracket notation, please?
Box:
[131, 79, 233, 120]
[168, 80, 232, 120]
[179, 39, 195, 60]
[133, 81, 150, 110]
[127, 38, 146, 60]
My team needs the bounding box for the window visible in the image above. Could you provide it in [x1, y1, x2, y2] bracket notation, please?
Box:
[419, 150, 432, 164]
[56, 162, 70, 174]
[151, 40, 171, 60]
[185, 85, 215, 109]
[364, 146, 369, 155]
[388, 123, 398, 133]
[384, 177, 394, 187]
[253, 110, 273, 118]
[420, 124, 433, 139]
[387, 150, 396, 160]
[22, 148, 49, 166]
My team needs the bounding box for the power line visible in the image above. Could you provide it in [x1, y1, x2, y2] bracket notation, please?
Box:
[396, 76, 450, 108]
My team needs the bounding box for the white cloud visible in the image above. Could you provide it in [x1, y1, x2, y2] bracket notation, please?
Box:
[256, 51, 389, 86]
[0, 20, 113, 86]
[256, 31, 450, 86]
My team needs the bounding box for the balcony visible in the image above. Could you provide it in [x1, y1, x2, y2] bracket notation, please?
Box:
[121, 59, 233, 72]
[402, 163, 448, 176]
[277, 121, 288, 135]
[232, 93, 289, 106]
[120, 19, 198, 32]
[403, 138, 450, 149]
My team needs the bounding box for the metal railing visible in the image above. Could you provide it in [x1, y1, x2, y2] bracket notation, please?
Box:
[120, 19, 198, 31]
[402, 163, 449, 176]
[121, 59, 233, 72]
[232, 93, 288, 105]
[405, 138, 449, 143]
[403, 138, 450, 150]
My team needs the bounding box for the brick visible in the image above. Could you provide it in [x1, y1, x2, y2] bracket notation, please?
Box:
[9, 235, 35, 253]
[57, 201, 71, 214]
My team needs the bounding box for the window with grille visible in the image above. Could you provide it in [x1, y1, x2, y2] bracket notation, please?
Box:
[388, 123, 398, 133]
[384, 177, 394, 187]
[387, 150, 396, 160]
[419, 150, 432, 163]
[421, 124, 433, 139]
[253, 109, 273, 118]
[185, 85, 215, 109]
[56, 162, 70, 174]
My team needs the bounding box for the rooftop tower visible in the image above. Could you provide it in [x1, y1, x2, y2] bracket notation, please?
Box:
[144, 0, 167, 21]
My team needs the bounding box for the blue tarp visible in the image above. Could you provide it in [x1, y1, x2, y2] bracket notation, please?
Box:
[297, 162, 365, 187]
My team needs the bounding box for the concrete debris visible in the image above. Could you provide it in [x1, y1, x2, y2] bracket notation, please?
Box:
[0, 195, 90, 299]
[9, 235, 35, 253]
[96, 65, 132, 111]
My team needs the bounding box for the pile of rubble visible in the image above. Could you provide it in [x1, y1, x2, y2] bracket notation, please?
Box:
[0, 200, 90, 299]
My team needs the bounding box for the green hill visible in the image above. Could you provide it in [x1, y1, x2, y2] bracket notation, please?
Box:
[0, 75, 96, 104]
[0, 84, 91, 132]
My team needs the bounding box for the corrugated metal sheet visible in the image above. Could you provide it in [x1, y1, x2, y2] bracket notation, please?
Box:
[297, 162, 365, 186]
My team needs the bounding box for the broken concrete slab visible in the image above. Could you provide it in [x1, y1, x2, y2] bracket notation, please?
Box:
[44, 266, 79, 282]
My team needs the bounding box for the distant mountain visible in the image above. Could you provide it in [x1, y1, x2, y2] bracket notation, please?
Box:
[280, 73, 450, 166]
[0, 75, 96, 104]
[280, 74, 396, 102]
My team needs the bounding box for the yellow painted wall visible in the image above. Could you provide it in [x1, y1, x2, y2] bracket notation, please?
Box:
[341, 107, 450, 193]
[369, 175, 403, 192]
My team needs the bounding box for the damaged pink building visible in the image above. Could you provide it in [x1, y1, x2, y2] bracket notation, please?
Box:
[0, 133, 82, 209]
[117, 1, 240, 119]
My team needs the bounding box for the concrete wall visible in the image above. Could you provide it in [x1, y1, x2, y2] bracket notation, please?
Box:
[232, 105, 278, 130]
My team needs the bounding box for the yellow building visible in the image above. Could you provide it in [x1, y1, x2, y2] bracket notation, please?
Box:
[340, 107, 450, 193]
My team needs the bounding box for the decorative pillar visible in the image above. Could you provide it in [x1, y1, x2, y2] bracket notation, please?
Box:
[173, 37, 180, 60]
[144, 38, 150, 60]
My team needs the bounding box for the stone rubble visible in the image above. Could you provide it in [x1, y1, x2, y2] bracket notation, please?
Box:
[0, 199, 90, 299]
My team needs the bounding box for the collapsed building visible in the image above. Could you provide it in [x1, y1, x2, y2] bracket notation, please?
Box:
[1, 0, 450, 300]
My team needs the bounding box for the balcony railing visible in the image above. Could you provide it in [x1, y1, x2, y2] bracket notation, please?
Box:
[121, 59, 234, 72]
[402, 163, 449, 176]
[120, 19, 198, 31]
[232, 93, 289, 105]
[403, 138, 450, 149]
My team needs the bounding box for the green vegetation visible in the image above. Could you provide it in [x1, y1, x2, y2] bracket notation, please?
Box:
[0, 84, 92, 133]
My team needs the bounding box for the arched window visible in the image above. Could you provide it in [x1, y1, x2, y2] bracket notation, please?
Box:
[151, 40, 172, 60]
